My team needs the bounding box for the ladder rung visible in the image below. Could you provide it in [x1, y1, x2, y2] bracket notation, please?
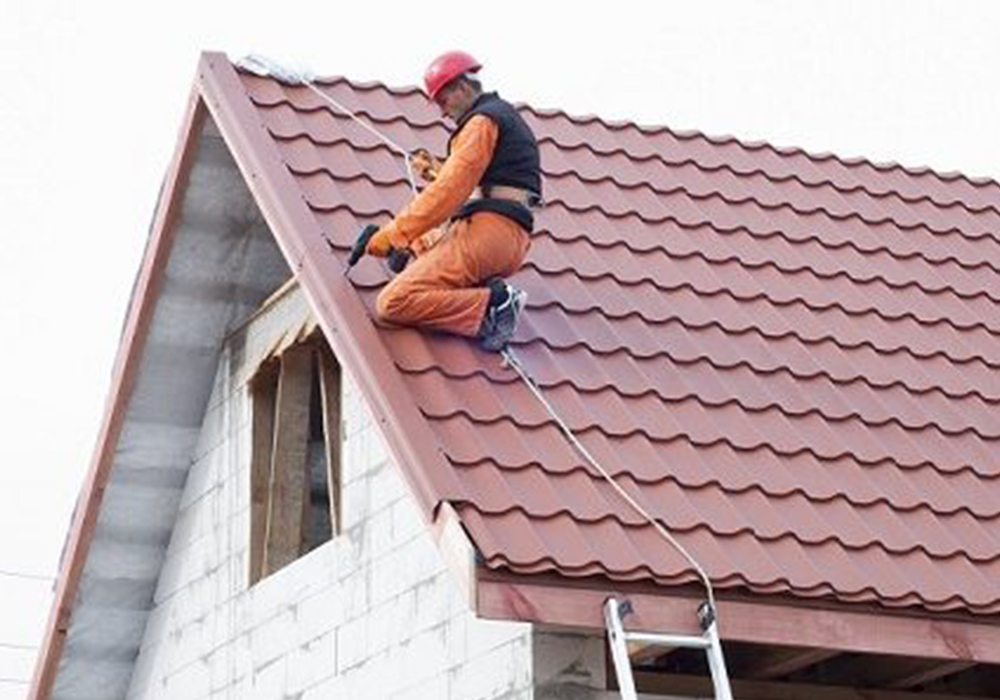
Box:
[625, 631, 712, 650]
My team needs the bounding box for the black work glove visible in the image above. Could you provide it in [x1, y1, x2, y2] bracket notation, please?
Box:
[387, 248, 411, 274]
[347, 223, 410, 274]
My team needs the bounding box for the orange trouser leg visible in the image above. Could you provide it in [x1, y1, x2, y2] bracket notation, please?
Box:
[376, 211, 531, 337]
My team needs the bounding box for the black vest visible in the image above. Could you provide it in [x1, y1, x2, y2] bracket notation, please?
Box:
[449, 92, 542, 231]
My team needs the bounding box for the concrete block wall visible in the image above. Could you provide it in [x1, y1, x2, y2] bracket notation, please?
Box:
[124, 323, 538, 700]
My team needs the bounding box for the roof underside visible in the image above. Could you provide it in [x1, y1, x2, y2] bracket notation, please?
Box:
[235, 66, 1000, 619]
[50, 113, 290, 700]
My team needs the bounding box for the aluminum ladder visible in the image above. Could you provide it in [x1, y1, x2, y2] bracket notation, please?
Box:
[605, 598, 734, 700]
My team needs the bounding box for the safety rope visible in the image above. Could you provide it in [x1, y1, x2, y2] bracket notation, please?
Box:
[500, 346, 718, 611]
[301, 83, 419, 196]
[237, 54, 419, 196]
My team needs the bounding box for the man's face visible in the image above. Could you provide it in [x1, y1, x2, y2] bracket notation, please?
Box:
[434, 80, 473, 122]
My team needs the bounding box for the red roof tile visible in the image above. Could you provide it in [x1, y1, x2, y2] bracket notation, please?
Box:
[239, 67, 1000, 617]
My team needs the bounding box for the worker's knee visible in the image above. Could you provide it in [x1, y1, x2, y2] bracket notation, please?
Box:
[375, 283, 407, 323]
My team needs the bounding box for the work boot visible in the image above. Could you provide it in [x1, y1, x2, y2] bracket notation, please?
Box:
[479, 278, 527, 352]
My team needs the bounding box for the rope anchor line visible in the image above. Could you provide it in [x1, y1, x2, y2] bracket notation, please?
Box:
[500, 346, 718, 611]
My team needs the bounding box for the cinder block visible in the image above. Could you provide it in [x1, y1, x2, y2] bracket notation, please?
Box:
[335, 612, 370, 672]
[293, 581, 343, 646]
[445, 613, 469, 668]
[162, 657, 211, 700]
[287, 631, 336, 695]
[250, 654, 287, 700]
[390, 670, 448, 700]
[350, 503, 388, 568]
[397, 622, 449, 685]
[448, 641, 524, 700]
[191, 399, 228, 465]
[391, 496, 427, 546]
[250, 606, 296, 669]
[337, 563, 371, 621]
[369, 547, 414, 606]
[369, 461, 405, 513]
[412, 573, 454, 635]
[206, 632, 252, 693]
[341, 476, 372, 532]
[127, 639, 164, 698]
[299, 671, 341, 700]
[467, 617, 531, 661]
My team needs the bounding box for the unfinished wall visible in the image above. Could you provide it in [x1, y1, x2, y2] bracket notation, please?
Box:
[123, 287, 536, 700]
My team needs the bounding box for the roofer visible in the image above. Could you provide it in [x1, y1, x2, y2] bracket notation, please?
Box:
[363, 50, 542, 351]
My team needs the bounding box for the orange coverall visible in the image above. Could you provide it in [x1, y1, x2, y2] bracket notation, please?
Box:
[368, 116, 531, 338]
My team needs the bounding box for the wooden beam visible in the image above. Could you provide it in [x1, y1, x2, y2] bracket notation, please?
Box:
[317, 344, 342, 536]
[886, 660, 977, 690]
[477, 577, 1000, 664]
[628, 642, 677, 666]
[262, 344, 313, 576]
[738, 647, 842, 680]
[633, 671, 995, 700]
[248, 365, 278, 584]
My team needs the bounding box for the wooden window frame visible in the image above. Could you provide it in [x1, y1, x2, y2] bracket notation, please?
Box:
[248, 337, 342, 585]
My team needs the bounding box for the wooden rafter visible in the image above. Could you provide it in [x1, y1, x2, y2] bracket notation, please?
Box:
[248, 364, 278, 584]
[737, 646, 842, 680]
[886, 661, 977, 690]
[318, 344, 342, 536]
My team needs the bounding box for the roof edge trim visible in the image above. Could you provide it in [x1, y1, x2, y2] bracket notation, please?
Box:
[478, 575, 1000, 663]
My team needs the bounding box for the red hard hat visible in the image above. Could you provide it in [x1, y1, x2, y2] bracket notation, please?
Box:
[424, 51, 482, 101]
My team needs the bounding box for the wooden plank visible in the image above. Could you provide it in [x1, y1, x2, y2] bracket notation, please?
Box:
[633, 672, 996, 700]
[886, 660, 977, 690]
[477, 577, 1000, 664]
[248, 365, 278, 584]
[318, 344, 342, 536]
[628, 642, 676, 666]
[432, 502, 477, 614]
[262, 344, 313, 576]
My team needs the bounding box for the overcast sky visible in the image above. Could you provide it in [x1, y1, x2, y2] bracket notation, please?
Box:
[2, 0, 998, 695]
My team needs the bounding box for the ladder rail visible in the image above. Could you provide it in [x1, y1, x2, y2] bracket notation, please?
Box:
[605, 598, 734, 700]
